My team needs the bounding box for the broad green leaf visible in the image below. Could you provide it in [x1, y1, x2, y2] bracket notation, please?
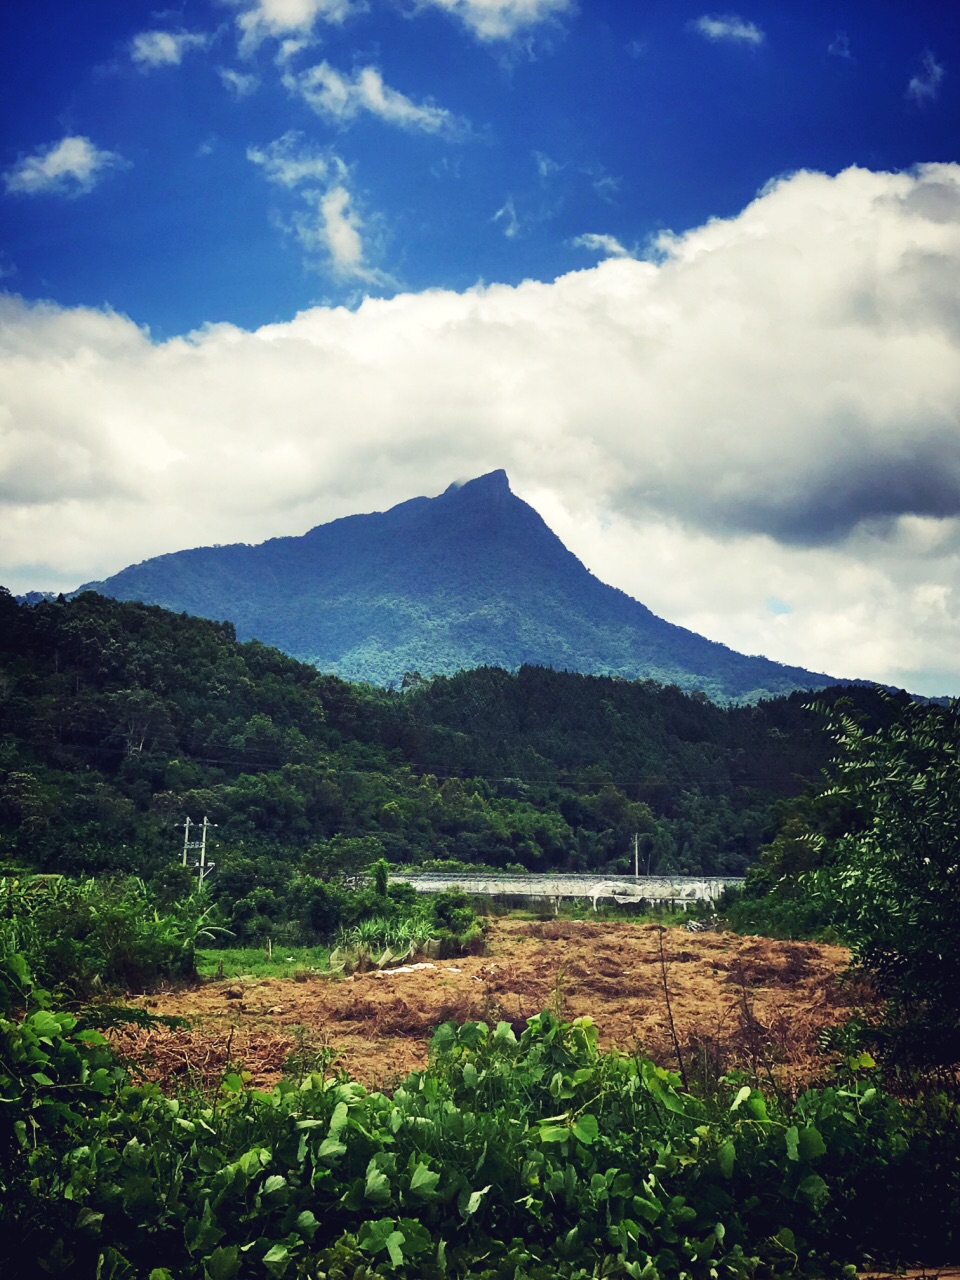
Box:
[204, 1246, 241, 1280]
[261, 1243, 289, 1278]
[328, 1101, 349, 1137]
[632, 1195, 661, 1224]
[459, 1184, 491, 1219]
[784, 1125, 800, 1162]
[797, 1173, 829, 1210]
[365, 1158, 392, 1204]
[317, 1137, 346, 1162]
[717, 1139, 735, 1179]
[410, 1162, 440, 1199]
[797, 1125, 826, 1160]
[386, 1231, 405, 1267]
[773, 1227, 797, 1255]
[572, 1113, 599, 1145]
[397, 1219, 432, 1257]
[746, 1093, 769, 1123]
[359, 1218, 396, 1254]
[295, 1211, 318, 1242]
[730, 1085, 751, 1112]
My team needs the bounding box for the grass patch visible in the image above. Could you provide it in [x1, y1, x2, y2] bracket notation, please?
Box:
[500, 899, 692, 926]
[196, 945, 330, 980]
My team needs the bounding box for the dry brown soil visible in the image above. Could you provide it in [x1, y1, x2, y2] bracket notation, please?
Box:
[116, 919, 871, 1094]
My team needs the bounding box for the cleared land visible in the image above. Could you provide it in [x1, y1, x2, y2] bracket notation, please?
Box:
[116, 919, 869, 1094]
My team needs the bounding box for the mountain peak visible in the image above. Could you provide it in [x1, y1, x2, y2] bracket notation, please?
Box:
[443, 469, 511, 499]
[76, 471, 845, 702]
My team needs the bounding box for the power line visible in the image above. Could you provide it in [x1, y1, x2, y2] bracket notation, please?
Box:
[0, 730, 817, 791]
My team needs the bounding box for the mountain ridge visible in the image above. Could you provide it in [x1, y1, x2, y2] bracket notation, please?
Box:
[77, 470, 847, 702]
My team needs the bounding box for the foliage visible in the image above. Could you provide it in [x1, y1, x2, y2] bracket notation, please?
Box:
[807, 694, 960, 1062]
[718, 885, 839, 943]
[1, 956, 958, 1279]
[0, 588, 870, 903]
[75, 470, 845, 703]
[0, 875, 221, 995]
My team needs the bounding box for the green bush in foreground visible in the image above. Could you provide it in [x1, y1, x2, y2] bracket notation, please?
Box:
[2, 952, 959, 1279]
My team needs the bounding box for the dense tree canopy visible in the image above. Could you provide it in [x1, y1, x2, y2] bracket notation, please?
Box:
[0, 588, 897, 935]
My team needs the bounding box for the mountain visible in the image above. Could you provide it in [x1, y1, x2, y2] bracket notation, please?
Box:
[78, 469, 846, 702]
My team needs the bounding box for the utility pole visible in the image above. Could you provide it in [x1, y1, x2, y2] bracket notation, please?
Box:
[181, 816, 197, 867]
[180, 815, 217, 885]
[197, 816, 216, 888]
[633, 831, 640, 879]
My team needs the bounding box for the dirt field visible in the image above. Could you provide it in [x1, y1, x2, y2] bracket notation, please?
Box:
[116, 919, 870, 1094]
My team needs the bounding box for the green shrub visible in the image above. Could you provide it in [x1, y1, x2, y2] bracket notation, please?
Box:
[2, 984, 959, 1279]
[0, 876, 220, 995]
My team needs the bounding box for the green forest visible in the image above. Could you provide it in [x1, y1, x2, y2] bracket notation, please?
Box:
[0, 587, 881, 942]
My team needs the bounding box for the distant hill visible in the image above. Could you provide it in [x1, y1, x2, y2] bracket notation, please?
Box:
[79, 469, 848, 703]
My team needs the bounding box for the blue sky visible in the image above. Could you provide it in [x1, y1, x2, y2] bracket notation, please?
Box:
[3, 0, 956, 334]
[3, 0, 960, 695]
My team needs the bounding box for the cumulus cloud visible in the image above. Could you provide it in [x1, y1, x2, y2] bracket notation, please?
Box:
[6, 165, 960, 691]
[691, 14, 764, 45]
[413, 0, 573, 43]
[234, 0, 357, 53]
[283, 61, 466, 136]
[907, 51, 945, 104]
[130, 29, 210, 68]
[3, 136, 126, 197]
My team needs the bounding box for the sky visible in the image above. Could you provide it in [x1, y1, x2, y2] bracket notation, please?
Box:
[2, 0, 960, 695]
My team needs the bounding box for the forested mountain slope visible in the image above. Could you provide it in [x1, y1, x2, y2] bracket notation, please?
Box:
[0, 590, 901, 924]
[78, 470, 848, 703]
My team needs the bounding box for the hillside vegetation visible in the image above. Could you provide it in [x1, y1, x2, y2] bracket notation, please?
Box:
[0, 586, 891, 943]
[79, 470, 846, 702]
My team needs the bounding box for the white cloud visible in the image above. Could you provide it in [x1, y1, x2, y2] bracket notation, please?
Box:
[3, 136, 126, 198]
[7, 165, 960, 692]
[907, 51, 945, 105]
[235, 0, 359, 54]
[247, 134, 380, 279]
[589, 168, 621, 203]
[131, 29, 210, 68]
[573, 233, 631, 258]
[315, 186, 365, 272]
[691, 14, 764, 45]
[534, 151, 562, 180]
[492, 196, 520, 238]
[283, 61, 466, 136]
[412, 0, 573, 43]
[248, 132, 340, 187]
[218, 66, 261, 97]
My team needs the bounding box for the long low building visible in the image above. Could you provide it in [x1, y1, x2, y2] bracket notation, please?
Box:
[389, 872, 745, 906]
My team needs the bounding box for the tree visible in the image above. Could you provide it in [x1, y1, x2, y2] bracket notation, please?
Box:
[810, 694, 960, 1062]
